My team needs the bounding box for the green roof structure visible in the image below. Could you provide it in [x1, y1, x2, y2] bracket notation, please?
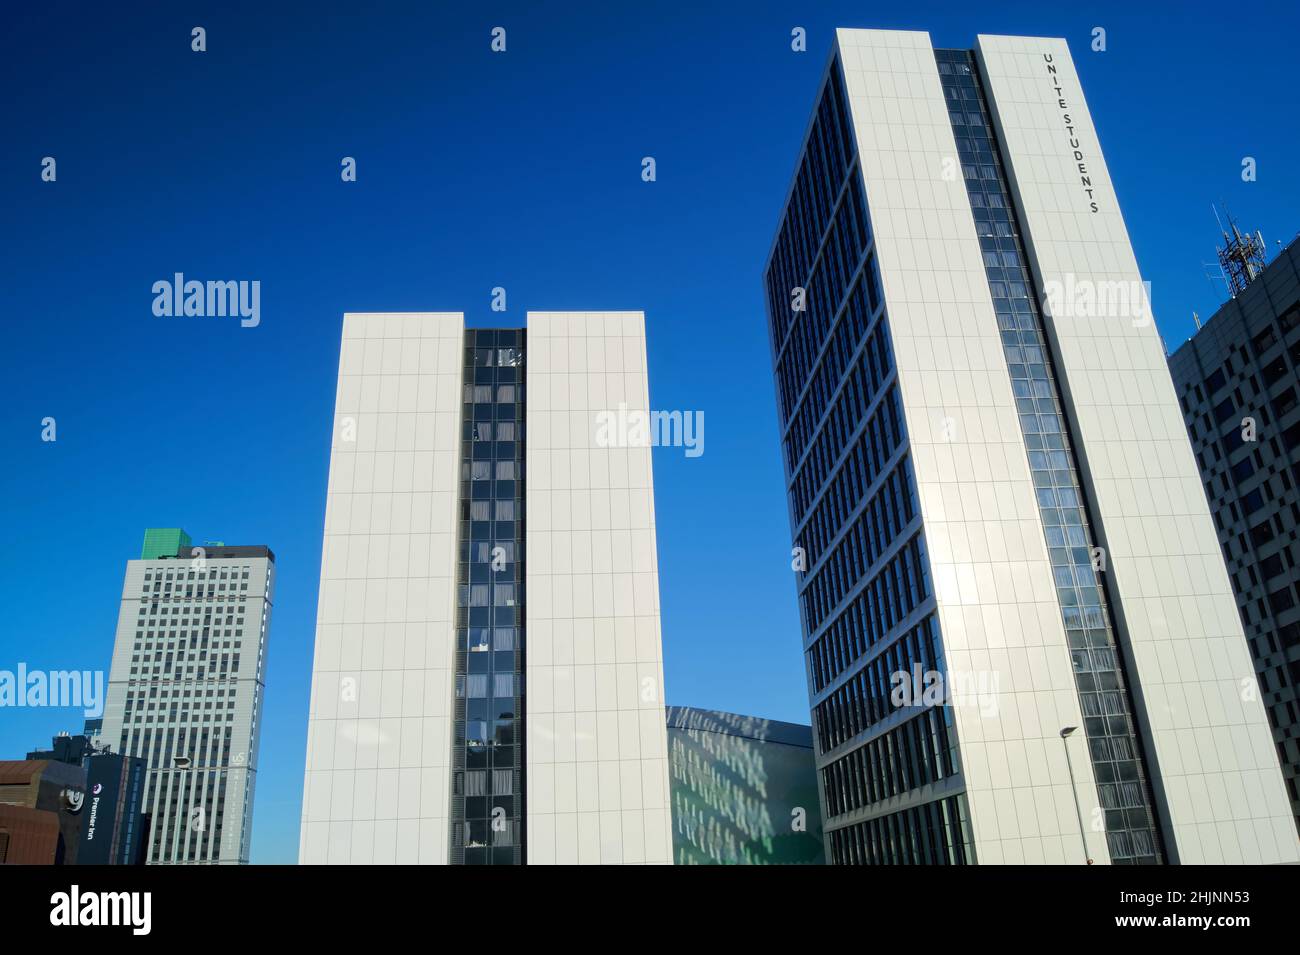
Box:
[140, 527, 192, 560]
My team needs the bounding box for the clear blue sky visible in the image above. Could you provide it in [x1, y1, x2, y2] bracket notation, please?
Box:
[2, 2, 1296, 864]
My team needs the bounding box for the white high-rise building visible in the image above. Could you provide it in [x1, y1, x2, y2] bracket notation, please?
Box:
[763, 29, 1299, 864]
[299, 311, 672, 865]
[100, 528, 274, 864]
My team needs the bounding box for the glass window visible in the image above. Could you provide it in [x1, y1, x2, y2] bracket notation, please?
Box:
[492, 769, 513, 795]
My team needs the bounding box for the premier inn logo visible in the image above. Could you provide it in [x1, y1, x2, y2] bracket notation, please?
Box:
[1042, 53, 1098, 214]
[50, 886, 151, 936]
[85, 790, 102, 841]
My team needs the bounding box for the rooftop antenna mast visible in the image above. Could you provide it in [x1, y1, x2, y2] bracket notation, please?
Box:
[1214, 203, 1268, 297]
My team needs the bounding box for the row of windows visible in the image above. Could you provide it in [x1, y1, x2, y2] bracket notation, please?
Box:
[129, 652, 241, 678]
[465, 420, 520, 441]
[463, 383, 520, 404]
[125, 725, 237, 767]
[792, 376, 903, 558]
[766, 57, 856, 352]
[827, 793, 973, 865]
[784, 251, 883, 480]
[143, 583, 252, 600]
[463, 460, 519, 481]
[126, 711, 236, 726]
[134, 629, 245, 644]
[471, 346, 523, 368]
[803, 526, 931, 655]
[141, 594, 251, 608]
[144, 567, 254, 581]
[132, 654, 244, 676]
[457, 582, 520, 608]
[804, 535, 934, 709]
[801, 458, 919, 639]
[453, 819, 518, 851]
[772, 177, 874, 434]
[1200, 452, 1300, 550]
[127, 696, 238, 714]
[138, 614, 248, 629]
[135, 629, 247, 646]
[788, 303, 890, 526]
[1187, 302, 1300, 405]
[138, 607, 245, 622]
[1183, 304, 1300, 421]
[1106, 828, 1159, 864]
[126, 685, 239, 703]
[814, 614, 943, 747]
[124, 696, 240, 729]
[460, 499, 521, 522]
[821, 704, 960, 817]
[1189, 361, 1300, 469]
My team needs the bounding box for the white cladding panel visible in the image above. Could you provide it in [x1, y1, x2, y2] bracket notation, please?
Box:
[525, 311, 673, 864]
[300, 312, 465, 865]
[835, 29, 1109, 864]
[976, 34, 1299, 864]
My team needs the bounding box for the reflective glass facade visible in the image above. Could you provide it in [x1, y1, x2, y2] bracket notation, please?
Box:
[935, 49, 1162, 864]
[450, 330, 526, 864]
[764, 58, 973, 865]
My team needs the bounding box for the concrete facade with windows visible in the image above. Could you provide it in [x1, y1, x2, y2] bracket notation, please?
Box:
[100, 531, 274, 864]
[1168, 237, 1300, 838]
[299, 311, 671, 864]
[764, 28, 1298, 864]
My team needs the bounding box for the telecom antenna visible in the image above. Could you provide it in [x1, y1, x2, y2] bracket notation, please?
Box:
[1213, 205, 1268, 297]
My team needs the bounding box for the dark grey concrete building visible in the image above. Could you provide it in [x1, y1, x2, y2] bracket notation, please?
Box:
[1168, 235, 1300, 836]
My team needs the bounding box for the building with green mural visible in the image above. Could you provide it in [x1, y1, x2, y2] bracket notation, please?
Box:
[667, 706, 824, 864]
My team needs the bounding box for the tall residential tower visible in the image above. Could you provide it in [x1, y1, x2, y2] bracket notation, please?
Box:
[763, 29, 1298, 864]
[300, 311, 672, 865]
[100, 529, 274, 864]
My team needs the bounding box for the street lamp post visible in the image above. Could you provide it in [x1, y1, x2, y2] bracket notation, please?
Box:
[1060, 726, 1094, 865]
